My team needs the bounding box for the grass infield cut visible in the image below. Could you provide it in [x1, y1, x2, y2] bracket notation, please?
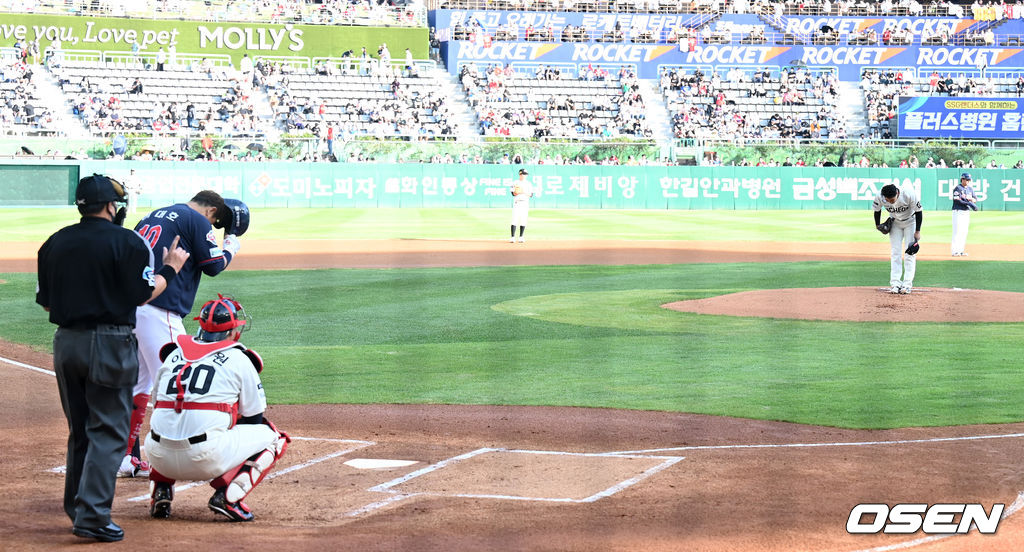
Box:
[4, 259, 1024, 430]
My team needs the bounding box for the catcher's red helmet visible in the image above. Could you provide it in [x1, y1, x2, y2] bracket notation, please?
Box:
[194, 294, 249, 342]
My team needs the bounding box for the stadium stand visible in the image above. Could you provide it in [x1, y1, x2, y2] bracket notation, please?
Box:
[1, 52, 55, 132]
[2, 0, 1024, 164]
[660, 65, 842, 142]
[273, 59, 459, 141]
[460, 63, 652, 139]
[863, 66, 1024, 139]
[54, 56, 259, 136]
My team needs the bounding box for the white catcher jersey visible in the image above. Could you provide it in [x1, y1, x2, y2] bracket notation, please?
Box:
[872, 186, 922, 224]
[149, 336, 267, 440]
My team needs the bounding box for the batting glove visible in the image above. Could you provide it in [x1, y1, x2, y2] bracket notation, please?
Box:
[223, 234, 241, 257]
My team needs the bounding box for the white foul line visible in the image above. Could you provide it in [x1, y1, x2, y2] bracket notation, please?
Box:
[606, 432, 1024, 455]
[0, 355, 55, 376]
[850, 491, 1024, 552]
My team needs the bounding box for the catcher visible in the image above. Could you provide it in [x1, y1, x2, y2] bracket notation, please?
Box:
[145, 294, 289, 522]
[873, 183, 922, 294]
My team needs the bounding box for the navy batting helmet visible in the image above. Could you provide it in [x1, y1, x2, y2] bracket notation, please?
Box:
[194, 294, 249, 342]
[221, 198, 250, 237]
[961, 172, 972, 181]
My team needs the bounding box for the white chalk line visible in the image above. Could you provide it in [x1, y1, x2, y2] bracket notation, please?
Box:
[10, 351, 1024, 542]
[850, 491, 1024, 552]
[369, 447, 497, 493]
[0, 355, 55, 376]
[350, 447, 685, 517]
[126, 439, 375, 502]
[606, 432, 1024, 455]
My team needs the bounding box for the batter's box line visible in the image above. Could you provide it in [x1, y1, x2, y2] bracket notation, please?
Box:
[345, 447, 684, 518]
[125, 437, 375, 503]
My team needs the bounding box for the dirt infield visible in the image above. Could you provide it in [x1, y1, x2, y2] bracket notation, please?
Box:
[2, 239, 1024, 552]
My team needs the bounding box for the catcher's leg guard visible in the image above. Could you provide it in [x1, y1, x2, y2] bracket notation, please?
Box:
[212, 423, 290, 504]
[125, 393, 150, 456]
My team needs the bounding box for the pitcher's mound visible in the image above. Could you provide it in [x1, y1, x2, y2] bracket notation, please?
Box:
[663, 287, 1024, 322]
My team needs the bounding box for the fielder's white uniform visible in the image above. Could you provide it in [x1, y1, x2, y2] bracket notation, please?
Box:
[511, 177, 533, 227]
[144, 335, 276, 481]
[873, 186, 922, 290]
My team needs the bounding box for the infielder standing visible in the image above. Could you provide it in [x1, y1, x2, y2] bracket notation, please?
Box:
[146, 294, 288, 522]
[510, 168, 534, 243]
[873, 183, 923, 294]
[951, 172, 978, 256]
[120, 190, 243, 477]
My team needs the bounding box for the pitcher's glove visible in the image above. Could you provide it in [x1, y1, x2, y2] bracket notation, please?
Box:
[876, 217, 893, 235]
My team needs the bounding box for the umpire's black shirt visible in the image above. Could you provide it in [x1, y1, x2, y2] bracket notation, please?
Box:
[37, 216, 155, 328]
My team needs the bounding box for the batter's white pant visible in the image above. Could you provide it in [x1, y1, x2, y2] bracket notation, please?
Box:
[134, 304, 185, 396]
[889, 222, 917, 288]
[511, 201, 529, 227]
[144, 424, 277, 481]
[951, 210, 970, 255]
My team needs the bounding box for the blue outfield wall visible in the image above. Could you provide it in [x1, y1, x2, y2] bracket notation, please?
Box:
[58, 161, 1024, 211]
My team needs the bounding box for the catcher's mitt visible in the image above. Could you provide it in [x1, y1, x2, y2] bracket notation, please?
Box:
[905, 241, 920, 255]
[877, 217, 894, 235]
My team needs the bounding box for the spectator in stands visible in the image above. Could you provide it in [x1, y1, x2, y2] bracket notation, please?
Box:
[155, 47, 166, 71]
[128, 78, 143, 95]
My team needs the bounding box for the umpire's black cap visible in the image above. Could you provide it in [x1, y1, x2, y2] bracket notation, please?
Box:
[75, 174, 126, 206]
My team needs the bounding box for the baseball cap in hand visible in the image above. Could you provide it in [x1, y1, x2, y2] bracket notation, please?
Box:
[75, 174, 126, 205]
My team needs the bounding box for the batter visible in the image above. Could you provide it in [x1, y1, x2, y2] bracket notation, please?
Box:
[122, 191, 244, 477]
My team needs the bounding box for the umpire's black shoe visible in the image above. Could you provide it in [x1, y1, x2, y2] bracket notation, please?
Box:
[150, 482, 173, 518]
[72, 521, 124, 542]
[208, 489, 254, 522]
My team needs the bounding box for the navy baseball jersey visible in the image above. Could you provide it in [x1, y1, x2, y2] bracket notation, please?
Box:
[135, 204, 232, 316]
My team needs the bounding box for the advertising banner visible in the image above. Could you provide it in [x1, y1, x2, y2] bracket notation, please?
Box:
[43, 162, 1023, 211]
[897, 96, 1024, 139]
[0, 14, 427, 64]
[446, 40, 1024, 80]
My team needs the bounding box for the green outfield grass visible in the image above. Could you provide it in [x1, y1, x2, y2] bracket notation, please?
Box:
[4, 207, 1024, 243]
[4, 257, 1023, 430]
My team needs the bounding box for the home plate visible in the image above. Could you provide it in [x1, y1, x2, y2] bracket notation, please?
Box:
[345, 458, 419, 469]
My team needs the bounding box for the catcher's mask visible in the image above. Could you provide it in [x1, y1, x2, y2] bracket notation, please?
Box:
[194, 294, 250, 342]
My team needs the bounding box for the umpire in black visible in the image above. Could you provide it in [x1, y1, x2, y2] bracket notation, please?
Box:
[36, 174, 189, 542]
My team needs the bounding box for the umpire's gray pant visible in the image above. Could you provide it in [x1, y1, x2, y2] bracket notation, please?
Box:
[53, 325, 137, 529]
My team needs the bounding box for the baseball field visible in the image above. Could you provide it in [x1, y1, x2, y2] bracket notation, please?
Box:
[2, 207, 1024, 551]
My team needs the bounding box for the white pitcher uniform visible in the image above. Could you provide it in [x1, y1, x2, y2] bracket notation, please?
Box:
[511, 178, 533, 227]
[873, 186, 922, 290]
[144, 336, 276, 481]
